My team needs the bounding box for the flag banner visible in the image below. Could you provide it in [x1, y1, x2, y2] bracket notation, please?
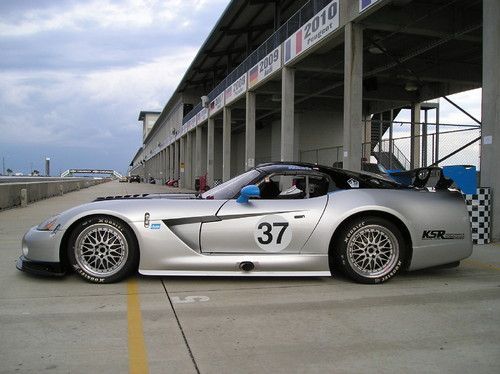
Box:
[248, 46, 282, 89]
[359, 0, 379, 13]
[209, 92, 224, 117]
[196, 108, 208, 125]
[284, 0, 339, 65]
[225, 73, 247, 105]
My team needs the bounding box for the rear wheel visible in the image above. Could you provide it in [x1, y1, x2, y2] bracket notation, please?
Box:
[333, 216, 407, 284]
[67, 216, 138, 283]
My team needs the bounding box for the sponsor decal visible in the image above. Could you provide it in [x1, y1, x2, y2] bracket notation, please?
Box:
[150, 223, 161, 230]
[347, 178, 359, 188]
[209, 92, 224, 117]
[284, 0, 339, 64]
[359, 0, 379, 13]
[422, 230, 465, 240]
[225, 73, 247, 105]
[248, 46, 282, 89]
[254, 215, 292, 252]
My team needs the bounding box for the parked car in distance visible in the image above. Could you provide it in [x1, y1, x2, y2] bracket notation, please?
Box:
[129, 175, 141, 183]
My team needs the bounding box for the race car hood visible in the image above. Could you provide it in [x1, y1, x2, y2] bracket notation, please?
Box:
[49, 195, 224, 231]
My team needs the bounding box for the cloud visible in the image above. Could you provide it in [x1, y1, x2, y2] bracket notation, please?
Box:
[0, 0, 228, 36]
[0, 48, 197, 147]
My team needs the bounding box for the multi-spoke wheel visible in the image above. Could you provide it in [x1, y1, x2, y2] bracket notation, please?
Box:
[68, 216, 138, 283]
[333, 216, 407, 284]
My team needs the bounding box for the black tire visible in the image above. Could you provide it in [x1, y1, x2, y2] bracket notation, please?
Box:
[332, 216, 407, 284]
[67, 216, 139, 283]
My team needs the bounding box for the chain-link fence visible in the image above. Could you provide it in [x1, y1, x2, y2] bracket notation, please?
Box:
[299, 122, 480, 170]
[364, 120, 480, 170]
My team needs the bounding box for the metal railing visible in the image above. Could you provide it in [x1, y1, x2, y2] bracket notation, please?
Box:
[299, 145, 343, 166]
[366, 126, 480, 170]
[183, 0, 333, 124]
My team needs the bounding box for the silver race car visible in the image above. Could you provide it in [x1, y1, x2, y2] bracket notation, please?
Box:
[17, 162, 473, 284]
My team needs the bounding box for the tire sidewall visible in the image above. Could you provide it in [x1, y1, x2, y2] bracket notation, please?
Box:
[67, 216, 138, 283]
[336, 216, 406, 284]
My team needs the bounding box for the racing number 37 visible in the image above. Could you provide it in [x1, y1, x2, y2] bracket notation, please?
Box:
[257, 222, 289, 245]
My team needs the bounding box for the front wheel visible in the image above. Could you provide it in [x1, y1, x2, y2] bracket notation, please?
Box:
[333, 216, 407, 284]
[67, 216, 139, 283]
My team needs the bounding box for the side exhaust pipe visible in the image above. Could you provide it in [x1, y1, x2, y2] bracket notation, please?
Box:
[239, 261, 255, 272]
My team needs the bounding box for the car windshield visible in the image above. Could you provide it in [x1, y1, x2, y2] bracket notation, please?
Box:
[201, 170, 261, 199]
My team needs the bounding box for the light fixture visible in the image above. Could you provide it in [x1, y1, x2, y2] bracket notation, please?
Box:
[405, 81, 419, 92]
[271, 94, 281, 102]
[368, 45, 384, 54]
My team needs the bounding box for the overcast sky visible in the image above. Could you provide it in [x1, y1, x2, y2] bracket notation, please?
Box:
[0, 0, 228, 175]
[0, 0, 481, 175]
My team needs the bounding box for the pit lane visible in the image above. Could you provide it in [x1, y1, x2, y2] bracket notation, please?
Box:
[0, 181, 499, 373]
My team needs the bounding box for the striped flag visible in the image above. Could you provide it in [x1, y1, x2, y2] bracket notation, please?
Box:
[249, 65, 258, 85]
[285, 29, 304, 63]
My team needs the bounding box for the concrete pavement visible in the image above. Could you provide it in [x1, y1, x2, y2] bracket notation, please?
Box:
[0, 181, 499, 373]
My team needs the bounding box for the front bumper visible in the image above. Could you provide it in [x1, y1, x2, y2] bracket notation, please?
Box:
[16, 255, 65, 277]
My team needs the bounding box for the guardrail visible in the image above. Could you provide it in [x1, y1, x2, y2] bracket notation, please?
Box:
[0, 179, 109, 210]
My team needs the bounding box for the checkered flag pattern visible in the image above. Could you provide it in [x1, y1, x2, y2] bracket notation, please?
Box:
[464, 188, 492, 245]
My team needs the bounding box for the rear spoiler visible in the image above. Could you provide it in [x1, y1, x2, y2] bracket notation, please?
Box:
[387, 165, 477, 194]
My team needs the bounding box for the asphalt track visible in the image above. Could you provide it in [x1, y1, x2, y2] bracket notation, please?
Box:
[0, 181, 499, 373]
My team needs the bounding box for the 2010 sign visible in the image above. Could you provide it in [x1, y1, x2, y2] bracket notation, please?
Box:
[284, 0, 339, 64]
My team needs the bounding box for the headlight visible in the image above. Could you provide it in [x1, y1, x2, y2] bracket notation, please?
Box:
[37, 215, 60, 231]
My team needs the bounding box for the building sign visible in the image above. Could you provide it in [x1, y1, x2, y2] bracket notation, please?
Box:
[225, 74, 247, 105]
[196, 108, 208, 125]
[284, 0, 339, 65]
[248, 46, 282, 89]
[359, 0, 379, 13]
[209, 92, 224, 117]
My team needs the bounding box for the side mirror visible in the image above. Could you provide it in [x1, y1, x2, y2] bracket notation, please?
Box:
[236, 185, 260, 204]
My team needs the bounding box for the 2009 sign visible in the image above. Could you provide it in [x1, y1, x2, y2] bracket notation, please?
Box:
[259, 49, 279, 74]
[254, 215, 292, 252]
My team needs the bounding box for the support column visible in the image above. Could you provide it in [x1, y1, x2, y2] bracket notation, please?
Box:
[481, 0, 500, 241]
[410, 103, 421, 169]
[196, 125, 203, 178]
[245, 91, 256, 170]
[435, 107, 440, 164]
[165, 148, 170, 181]
[281, 66, 295, 161]
[389, 110, 394, 169]
[362, 114, 372, 160]
[174, 141, 179, 181]
[342, 22, 363, 171]
[186, 131, 193, 189]
[422, 109, 428, 167]
[179, 137, 185, 188]
[222, 107, 231, 182]
[169, 145, 173, 180]
[207, 118, 215, 186]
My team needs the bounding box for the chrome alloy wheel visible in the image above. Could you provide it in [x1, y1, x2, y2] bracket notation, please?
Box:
[346, 224, 399, 278]
[74, 223, 128, 277]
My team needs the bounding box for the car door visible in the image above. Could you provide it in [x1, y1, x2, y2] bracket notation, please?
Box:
[200, 173, 329, 254]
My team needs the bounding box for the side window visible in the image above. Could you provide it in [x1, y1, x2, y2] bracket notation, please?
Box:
[258, 174, 330, 200]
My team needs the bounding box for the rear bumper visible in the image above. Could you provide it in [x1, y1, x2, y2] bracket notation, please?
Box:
[16, 255, 65, 277]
